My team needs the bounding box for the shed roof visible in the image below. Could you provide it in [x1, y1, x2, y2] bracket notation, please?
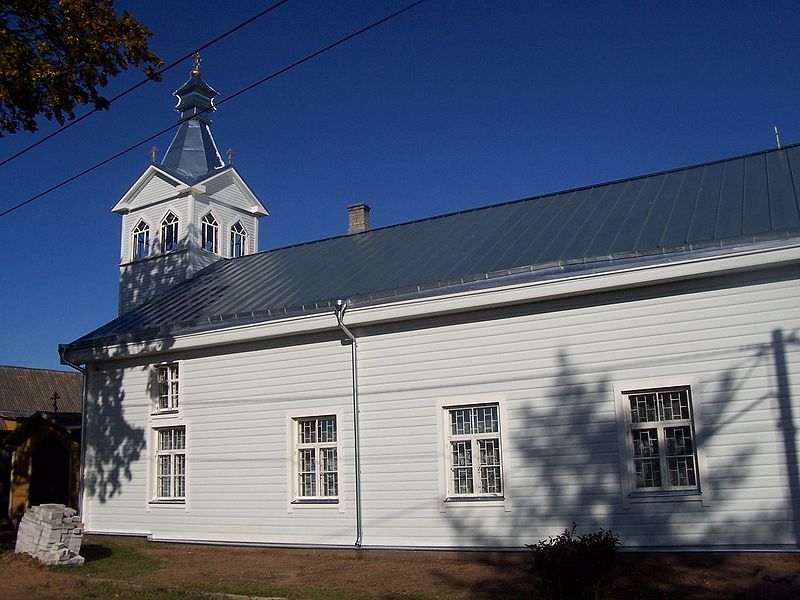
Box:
[68, 144, 800, 351]
[3, 412, 82, 447]
[0, 366, 82, 418]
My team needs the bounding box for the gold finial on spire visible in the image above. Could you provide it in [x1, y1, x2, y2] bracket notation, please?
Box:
[227, 148, 233, 165]
[150, 146, 158, 162]
[191, 52, 201, 77]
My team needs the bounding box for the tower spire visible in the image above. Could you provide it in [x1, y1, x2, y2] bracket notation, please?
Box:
[160, 55, 224, 180]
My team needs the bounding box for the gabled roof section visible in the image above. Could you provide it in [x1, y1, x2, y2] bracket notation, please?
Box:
[200, 168, 269, 216]
[112, 165, 192, 213]
[0, 366, 83, 418]
[111, 164, 268, 216]
[69, 144, 800, 350]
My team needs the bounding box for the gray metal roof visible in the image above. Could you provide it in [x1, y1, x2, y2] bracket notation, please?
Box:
[0, 366, 83, 418]
[68, 144, 800, 351]
[160, 73, 224, 181]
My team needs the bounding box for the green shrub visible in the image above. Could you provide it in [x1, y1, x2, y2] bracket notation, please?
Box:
[527, 523, 619, 600]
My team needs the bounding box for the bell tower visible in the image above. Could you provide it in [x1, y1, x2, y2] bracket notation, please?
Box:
[112, 56, 268, 315]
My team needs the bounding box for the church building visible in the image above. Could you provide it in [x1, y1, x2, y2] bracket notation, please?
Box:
[60, 66, 800, 551]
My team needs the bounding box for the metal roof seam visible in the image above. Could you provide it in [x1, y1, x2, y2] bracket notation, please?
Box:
[256, 143, 800, 259]
[786, 148, 800, 224]
[656, 169, 687, 250]
[73, 240, 796, 353]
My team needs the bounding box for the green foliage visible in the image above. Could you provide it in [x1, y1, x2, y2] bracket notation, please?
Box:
[84, 581, 204, 600]
[195, 582, 375, 600]
[0, 0, 162, 135]
[527, 523, 620, 600]
[54, 541, 162, 578]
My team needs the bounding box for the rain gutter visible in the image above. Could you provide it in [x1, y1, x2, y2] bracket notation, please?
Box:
[334, 298, 363, 547]
[58, 348, 88, 519]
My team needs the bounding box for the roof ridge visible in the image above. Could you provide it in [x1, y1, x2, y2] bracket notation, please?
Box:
[0, 365, 78, 374]
[250, 143, 799, 257]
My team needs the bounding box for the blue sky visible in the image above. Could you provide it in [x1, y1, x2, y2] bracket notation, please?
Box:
[1, 0, 798, 371]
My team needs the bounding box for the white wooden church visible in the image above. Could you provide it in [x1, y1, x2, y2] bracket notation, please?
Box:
[61, 66, 800, 551]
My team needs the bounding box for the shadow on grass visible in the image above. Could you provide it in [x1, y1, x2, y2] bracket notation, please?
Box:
[422, 553, 534, 600]
[54, 541, 162, 578]
[79, 544, 113, 561]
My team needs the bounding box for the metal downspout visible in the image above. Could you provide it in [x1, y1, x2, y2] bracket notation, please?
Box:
[58, 347, 88, 519]
[334, 299, 363, 547]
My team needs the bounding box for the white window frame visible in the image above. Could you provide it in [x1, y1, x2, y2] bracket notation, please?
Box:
[153, 362, 180, 414]
[151, 425, 187, 503]
[201, 212, 219, 254]
[614, 379, 709, 507]
[131, 219, 150, 261]
[160, 211, 179, 253]
[437, 396, 511, 511]
[230, 221, 247, 258]
[288, 413, 341, 507]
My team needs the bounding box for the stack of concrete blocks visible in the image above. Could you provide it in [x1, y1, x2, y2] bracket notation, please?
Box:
[14, 503, 85, 565]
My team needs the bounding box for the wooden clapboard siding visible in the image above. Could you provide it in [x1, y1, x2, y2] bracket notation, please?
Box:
[355, 265, 798, 548]
[81, 264, 799, 549]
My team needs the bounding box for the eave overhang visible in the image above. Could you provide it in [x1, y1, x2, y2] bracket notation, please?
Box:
[60, 240, 800, 365]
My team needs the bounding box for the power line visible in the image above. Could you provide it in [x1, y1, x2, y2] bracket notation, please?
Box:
[0, 0, 292, 168]
[0, 0, 428, 220]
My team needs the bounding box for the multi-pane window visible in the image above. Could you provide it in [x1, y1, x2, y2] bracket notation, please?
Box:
[132, 219, 150, 260]
[230, 221, 247, 258]
[156, 363, 179, 411]
[446, 404, 503, 497]
[155, 427, 186, 500]
[201, 212, 218, 253]
[295, 416, 338, 500]
[625, 387, 699, 492]
[161, 211, 179, 252]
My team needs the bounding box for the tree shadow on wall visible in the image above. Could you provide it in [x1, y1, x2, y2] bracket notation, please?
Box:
[83, 333, 176, 504]
[437, 329, 798, 599]
[83, 249, 188, 504]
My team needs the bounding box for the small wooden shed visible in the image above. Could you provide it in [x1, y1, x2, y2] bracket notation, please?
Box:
[0, 366, 83, 525]
[4, 412, 82, 524]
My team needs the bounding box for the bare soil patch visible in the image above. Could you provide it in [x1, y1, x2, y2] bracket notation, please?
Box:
[0, 533, 798, 599]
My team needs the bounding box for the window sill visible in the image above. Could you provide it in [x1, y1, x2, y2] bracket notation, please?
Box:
[443, 495, 505, 508]
[149, 499, 185, 506]
[291, 498, 339, 506]
[625, 490, 706, 506]
[151, 410, 180, 419]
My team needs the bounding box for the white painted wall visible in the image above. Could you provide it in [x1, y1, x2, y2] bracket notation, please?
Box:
[82, 264, 800, 549]
[83, 338, 357, 545]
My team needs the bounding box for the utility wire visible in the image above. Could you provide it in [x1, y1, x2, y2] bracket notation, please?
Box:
[0, 0, 428, 220]
[0, 0, 292, 168]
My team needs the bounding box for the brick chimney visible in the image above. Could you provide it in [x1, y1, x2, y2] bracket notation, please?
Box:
[347, 203, 371, 234]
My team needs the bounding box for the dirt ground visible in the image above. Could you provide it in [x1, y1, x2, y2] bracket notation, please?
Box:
[1, 534, 799, 599]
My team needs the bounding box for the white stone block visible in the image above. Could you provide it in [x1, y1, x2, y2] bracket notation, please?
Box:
[14, 504, 84, 566]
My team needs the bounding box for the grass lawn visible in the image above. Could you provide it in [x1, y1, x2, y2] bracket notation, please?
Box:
[56, 541, 380, 599]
